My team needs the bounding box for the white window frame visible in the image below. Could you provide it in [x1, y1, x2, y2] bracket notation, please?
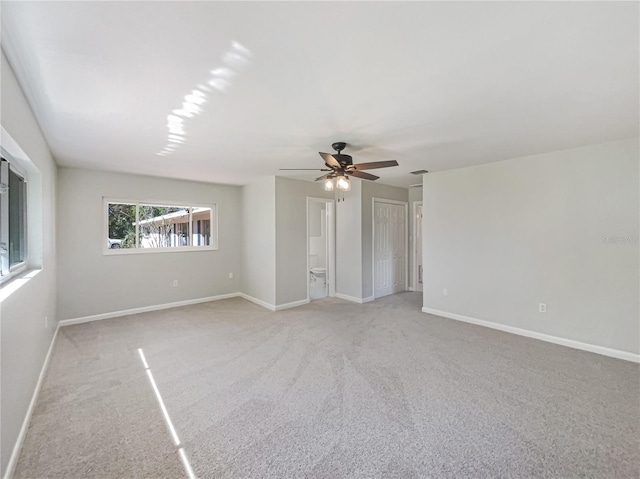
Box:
[0, 154, 28, 283]
[103, 197, 218, 255]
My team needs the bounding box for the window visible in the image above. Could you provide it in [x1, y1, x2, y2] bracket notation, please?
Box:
[0, 157, 27, 279]
[105, 199, 217, 253]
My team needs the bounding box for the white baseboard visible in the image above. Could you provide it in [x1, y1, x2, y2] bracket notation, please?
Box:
[335, 293, 361, 303]
[335, 293, 375, 304]
[275, 298, 310, 311]
[58, 292, 315, 326]
[422, 307, 640, 363]
[58, 293, 241, 327]
[3, 324, 60, 479]
[237, 293, 276, 311]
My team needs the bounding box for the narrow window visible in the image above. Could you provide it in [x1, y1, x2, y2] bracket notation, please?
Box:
[0, 157, 28, 279]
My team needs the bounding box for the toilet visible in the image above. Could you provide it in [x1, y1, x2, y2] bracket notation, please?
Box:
[309, 267, 327, 299]
[310, 267, 326, 281]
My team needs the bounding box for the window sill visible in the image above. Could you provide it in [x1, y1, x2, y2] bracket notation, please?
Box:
[0, 268, 41, 303]
[103, 246, 218, 256]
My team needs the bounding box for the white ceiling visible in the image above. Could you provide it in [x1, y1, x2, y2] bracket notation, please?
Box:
[2, 1, 638, 188]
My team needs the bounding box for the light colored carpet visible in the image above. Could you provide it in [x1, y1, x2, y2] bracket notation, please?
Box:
[15, 292, 640, 478]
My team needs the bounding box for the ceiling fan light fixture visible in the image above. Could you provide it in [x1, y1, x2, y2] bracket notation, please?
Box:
[336, 176, 350, 191]
[324, 178, 334, 191]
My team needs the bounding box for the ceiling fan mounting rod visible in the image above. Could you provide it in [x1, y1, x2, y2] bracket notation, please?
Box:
[331, 141, 347, 154]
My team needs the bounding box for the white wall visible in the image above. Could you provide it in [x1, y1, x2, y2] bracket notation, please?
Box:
[241, 177, 276, 306]
[423, 139, 640, 355]
[333, 180, 410, 301]
[275, 177, 333, 306]
[335, 180, 363, 299]
[308, 201, 327, 267]
[361, 181, 409, 300]
[0, 51, 58, 476]
[57, 168, 242, 319]
[308, 201, 325, 238]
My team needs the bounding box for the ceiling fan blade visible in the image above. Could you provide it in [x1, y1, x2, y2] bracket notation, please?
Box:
[279, 168, 331, 171]
[347, 170, 379, 181]
[351, 160, 399, 170]
[315, 172, 334, 181]
[319, 152, 341, 168]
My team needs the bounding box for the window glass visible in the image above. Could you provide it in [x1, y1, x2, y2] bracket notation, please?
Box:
[105, 201, 215, 253]
[138, 205, 189, 248]
[1, 157, 27, 279]
[107, 203, 137, 249]
[8, 168, 25, 266]
[192, 207, 212, 246]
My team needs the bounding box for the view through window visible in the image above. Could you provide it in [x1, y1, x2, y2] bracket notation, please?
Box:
[106, 201, 215, 252]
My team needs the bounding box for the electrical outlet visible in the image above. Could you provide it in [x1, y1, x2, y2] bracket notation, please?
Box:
[443, 288, 448, 296]
[173, 280, 178, 287]
[539, 303, 547, 313]
[228, 272, 233, 279]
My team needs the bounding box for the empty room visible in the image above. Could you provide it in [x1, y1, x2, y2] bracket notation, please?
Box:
[1, 1, 638, 478]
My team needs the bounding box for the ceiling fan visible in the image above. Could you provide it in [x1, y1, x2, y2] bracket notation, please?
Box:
[280, 142, 399, 191]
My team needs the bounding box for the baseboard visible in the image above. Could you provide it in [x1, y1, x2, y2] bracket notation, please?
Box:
[58, 292, 308, 326]
[335, 293, 361, 303]
[335, 293, 375, 304]
[58, 293, 241, 327]
[3, 324, 60, 479]
[422, 307, 640, 363]
[237, 293, 276, 311]
[275, 298, 309, 311]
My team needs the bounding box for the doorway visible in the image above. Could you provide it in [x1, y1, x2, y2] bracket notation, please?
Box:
[373, 198, 408, 299]
[413, 201, 423, 292]
[307, 197, 335, 301]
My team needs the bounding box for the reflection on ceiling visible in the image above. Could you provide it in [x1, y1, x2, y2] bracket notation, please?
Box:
[157, 41, 252, 156]
[0, 2, 637, 187]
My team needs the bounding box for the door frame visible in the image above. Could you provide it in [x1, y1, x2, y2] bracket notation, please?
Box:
[412, 200, 423, 292]
[372, 197, 409, 299]
[306, 197, 336, 302]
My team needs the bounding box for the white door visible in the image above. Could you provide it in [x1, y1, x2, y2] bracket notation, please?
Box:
[415, 202, 423, 292]
[374, 201, 407, 298]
